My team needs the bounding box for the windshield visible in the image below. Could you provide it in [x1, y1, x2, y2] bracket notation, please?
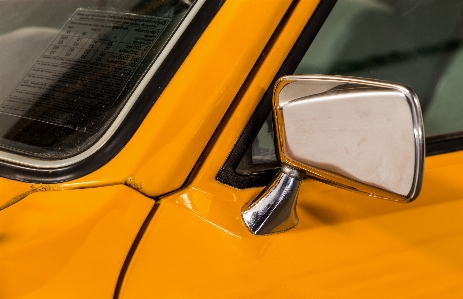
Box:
[0, 0, 199, 166]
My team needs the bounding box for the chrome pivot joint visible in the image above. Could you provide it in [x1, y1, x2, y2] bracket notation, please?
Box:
[241, 165, 304, 235]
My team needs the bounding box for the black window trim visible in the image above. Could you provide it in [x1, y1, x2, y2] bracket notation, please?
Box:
[0, 0, 225, 183]
[217, 0, 463, 190]
[427, 132, 463, 156]
[217, 0, 339, 189]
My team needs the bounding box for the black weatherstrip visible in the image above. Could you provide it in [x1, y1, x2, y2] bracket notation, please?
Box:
[0, 0, 225, 183]
[427, 133, 463, 156]
[216, 0, 338, 189]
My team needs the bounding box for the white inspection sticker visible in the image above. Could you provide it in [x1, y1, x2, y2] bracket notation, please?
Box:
[0, 9, 170, 132]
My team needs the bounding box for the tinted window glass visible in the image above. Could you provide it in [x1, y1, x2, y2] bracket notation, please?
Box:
[0, 0, 196, 162]
[250, 0, 463, 165]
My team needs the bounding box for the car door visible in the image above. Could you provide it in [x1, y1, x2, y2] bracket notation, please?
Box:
[0, 0, 297, 298]
[118, 0, 463, 298]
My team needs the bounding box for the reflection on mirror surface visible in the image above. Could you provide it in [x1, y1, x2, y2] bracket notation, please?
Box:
[274, 75, 424, 202]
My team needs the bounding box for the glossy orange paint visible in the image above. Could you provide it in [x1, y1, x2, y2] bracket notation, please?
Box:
[0, 178, 31, 209]
[0, 0, 297, 297]
[117, 0, 463, 296]
[0, 185, 153, 299]
[118, 58, 463, 296]
[1, 0, 462, 297]
[59, 0, 291, 197]
[0, 0, 292, 202]
[116, 152, 463, 298]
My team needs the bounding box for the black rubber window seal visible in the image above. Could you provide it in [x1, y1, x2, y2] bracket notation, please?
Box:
[217, 0, 463, 190]
[216, 0, 338, 189]
[427, 132, 463, 156]
[0, 0, 225, 183]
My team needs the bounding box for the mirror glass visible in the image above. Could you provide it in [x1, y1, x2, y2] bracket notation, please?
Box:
[273, 75, 424, 202]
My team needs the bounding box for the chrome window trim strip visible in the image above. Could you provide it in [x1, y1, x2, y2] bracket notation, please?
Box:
[0, 0, 206, 169]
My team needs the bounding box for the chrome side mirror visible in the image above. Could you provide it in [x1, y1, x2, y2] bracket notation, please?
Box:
[242, 75, 425, 235]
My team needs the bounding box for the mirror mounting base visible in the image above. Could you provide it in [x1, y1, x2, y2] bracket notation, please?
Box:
[241, 165, 304, 235]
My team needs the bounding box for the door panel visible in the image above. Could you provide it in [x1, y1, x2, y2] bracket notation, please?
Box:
[117, 151, 463, 298]
[0, 185, 153, 299]
[118, 0, 463, 297]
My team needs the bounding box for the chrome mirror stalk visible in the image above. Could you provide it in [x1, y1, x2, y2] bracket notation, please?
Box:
[241, 75, 425, 236]
[241, 165, 304, 235]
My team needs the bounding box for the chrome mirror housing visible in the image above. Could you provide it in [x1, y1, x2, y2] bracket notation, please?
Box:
[242, 75, 425, 235]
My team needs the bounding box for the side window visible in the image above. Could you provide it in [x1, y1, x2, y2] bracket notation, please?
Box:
[250, 0, 463, 166]
[218, 0, 463, 188]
